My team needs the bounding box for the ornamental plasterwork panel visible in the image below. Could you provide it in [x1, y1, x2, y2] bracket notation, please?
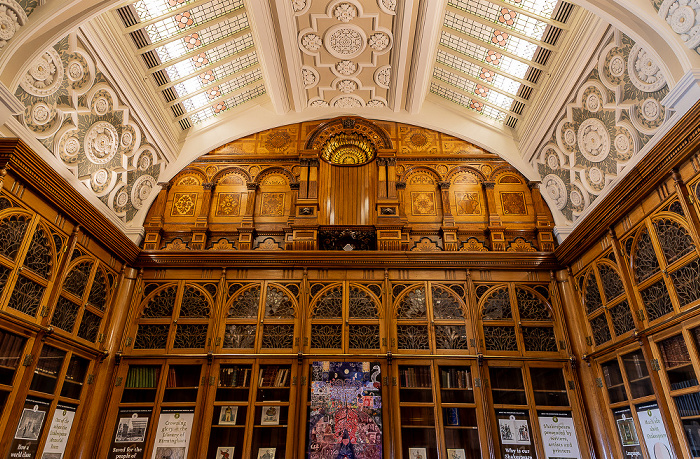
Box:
[531, 30, 670, 225]
[14, 33, 168, 223]
[654, 0, 700, 53]
[0, 0, 37, 50]
[295, 0, 395, 108]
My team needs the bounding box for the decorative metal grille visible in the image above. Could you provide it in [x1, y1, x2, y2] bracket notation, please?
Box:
[227, 282, 244, 298]
[516, 288, 551, 320]
[610, 300, 635, 336]
[23, 226, 52, 279]
[0, 265, 11, 297]
[77, 310, 101, 342]
[312, 286, 343, 318]
[435, 325, 469, 350]
[633, 228, 661, 283]
[366, 284, 382, 299]
[51, 296, 80, 332]
[310, 283, 326, 299]
[0, 214, 28, 261]
[87, 269, 108, 310]
[179, 286, 210, 318]
[261, 324, 294, 349]
[173, 324, 208, 348]
[202, 282, 217, 299]
[310, 324, 343, 348]
[392, 283, 408, 300]
[533, 285, 550, 299]
[397, 287, 427, 319]
[265, 285, 296, 318]
[584, 273, 603, 314]
[522, 326, 557, 352]
[8, 275, 44, 316]
[134, 324, 170, 349]
[0, 196, 14, 210]
[653, 218, 695, 265]
[667, 200, 685, 216]
[62, 261, 93, 298]
[348, 287, 379, 319]
[589, 313, 611, 346]
[349, 324, 380, 349]
[142, 286, 177, 318]
[223, 324, 256, 349]
[670, 259, 700, 307]
[432, 286, 464, 319]
[397, 324, 429, 349]
[475, 284, 490, 300]
[483, 326, 517, 351]
[481, 287, 512, 319]
[228, 286, 260, 318]
[597, 263, 625, 302]
[640, 279, 674, 321]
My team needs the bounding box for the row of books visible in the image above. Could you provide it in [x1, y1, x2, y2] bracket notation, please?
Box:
[660, 335, 692, 369]
[674, 392, 700, 417]
[671, 378, 699, 391]
[258, 366, 290, 387]
[440, 368, 472, 389]
[400, 366, 431, 388]
[220, 366, 252, 388]
[602, 365, 622, 388]
[126, 366, 160, 389]
[0, 331, 25, 369]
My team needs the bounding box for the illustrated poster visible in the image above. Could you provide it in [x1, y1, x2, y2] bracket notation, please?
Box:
[537, 411, 582, 459]
[7, 397, 51, 459]
[41, 403, 77, 459]
[612, 407, 644, 458]
[107, 408, 152, 459]
[495, 409, 534, 459]
[307, 361, 382, 459]
[635, 402, 676, 459]
[150, 409, 194, 459]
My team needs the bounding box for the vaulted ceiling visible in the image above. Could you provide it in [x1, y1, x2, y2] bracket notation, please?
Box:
[0, 0, 699, 242]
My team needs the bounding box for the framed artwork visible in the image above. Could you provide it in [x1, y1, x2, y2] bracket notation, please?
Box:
[257, 447, 276, 459]
[14, 408, 46, 440]
[408, 448, 427, 459]
[216, 447, 234, 459]
[218, 406, 238, 425]
[260, 406, 280, 425]
[447, 449, 466, 459]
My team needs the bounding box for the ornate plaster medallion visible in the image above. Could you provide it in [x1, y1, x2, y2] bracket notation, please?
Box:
[577, 118, 610, 162]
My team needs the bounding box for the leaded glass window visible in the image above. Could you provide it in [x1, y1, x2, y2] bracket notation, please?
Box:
[261, 283, 298, 350]
[223, 283, 260, 350]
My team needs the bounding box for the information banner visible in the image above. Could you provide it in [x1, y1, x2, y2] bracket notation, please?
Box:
[612, 406, 644, 459]
[635, 402, 676, 459]
[495, 409, 535, 459]
[8, 397, 51, 459]
[150, 409, 194, 459]
[107, 408, 152, 459]
[41, 403, 77, 459]
[537, 411, 582, 459]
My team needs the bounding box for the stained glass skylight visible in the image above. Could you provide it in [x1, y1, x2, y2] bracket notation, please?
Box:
[117, 0, 266, 128]
[431, 0, 574, 126]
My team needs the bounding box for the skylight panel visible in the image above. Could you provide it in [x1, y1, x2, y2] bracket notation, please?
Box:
[172, 51, 258, 98]
[440, 31, 529, 79]
[162, 33, 254, 81]
[431, 82, 507, 121]
[448, 0, 547, 41]
[179, 68, 263, 112]
[433, 67, 515, 111]
[436, 50, 521, 95]
[188, 83, 265, 123]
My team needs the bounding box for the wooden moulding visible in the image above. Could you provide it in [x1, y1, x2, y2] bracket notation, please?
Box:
[136, 249, 559, 269]
[555, 98, 700, 265]
[0, 138, 140, 263]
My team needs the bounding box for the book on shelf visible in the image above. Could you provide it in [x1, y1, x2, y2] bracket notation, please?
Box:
[660, 335, 692, 369]
[630, 354, 646, 380]
[125, 366, 159, 389]
[34, 352, 63, 377]
[0, 331, 25, 369]
[400, 367, 431, 388]
[258, 367, 289, 387]
[220, 366, 251, 388]
[440, 368, 472, 390]
[674, 392, 700, 417]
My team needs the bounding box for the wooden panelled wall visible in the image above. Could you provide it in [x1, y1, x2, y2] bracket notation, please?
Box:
[141, 118, 556, 253]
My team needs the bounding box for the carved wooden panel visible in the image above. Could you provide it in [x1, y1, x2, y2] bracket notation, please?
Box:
[171, 193, 197, 217]
[215, 193, 241, 217]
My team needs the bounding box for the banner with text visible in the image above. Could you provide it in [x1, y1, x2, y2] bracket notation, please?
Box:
[150, 409, 194, 459]
[8, 397, 51, 459]
[495, 409, 534, 459]
[108, 408, 152, 459]
[537, 411, 582, 459]
[612, 406, 644, 459]
[635, 402, 676, 459]
[41, 403, 77, 459]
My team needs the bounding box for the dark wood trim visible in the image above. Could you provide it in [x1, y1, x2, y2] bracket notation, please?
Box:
[0, 139, 140, 263]
[555, 99, 700, 265]
[135, 249, 559, 269]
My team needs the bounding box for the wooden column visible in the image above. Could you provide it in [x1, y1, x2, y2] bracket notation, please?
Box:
[42, 224, 81, 326]
[72, 266, 139, 458]
[528, 181, 556, 251]
[608, 227, 644, 331]
[396, 181, 411, 251]
[482, 181, 505, 250]
[377, 157, 402, 250]
[285, 182, 300, 249]
[191, 182, 214, 250]
[439, 181, 458, 250]
[238, 182, 257, 250]
[142, 182, 171, 250]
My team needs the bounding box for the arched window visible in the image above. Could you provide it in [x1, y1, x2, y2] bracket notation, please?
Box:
[223, 283, 260, 350]
[479, 284, 560, 354]
[260, 283, 297, 350]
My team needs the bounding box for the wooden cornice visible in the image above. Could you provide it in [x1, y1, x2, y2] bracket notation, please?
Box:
[555, 99, 700, 266]
[0, 139, 140, 263]
[136, 250, 559, 269]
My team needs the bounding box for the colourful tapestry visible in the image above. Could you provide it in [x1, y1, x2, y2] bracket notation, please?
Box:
[308, 361, 382, 459]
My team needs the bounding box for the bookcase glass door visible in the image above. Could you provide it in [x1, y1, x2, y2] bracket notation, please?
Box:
[398, 364, 438, 459]
[0, 329, 28, 415]
[207, 363, 253, 459]
[251, 363, 293, 459]
[438, 365, 480, 458]
[656, 329, 700, 458]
